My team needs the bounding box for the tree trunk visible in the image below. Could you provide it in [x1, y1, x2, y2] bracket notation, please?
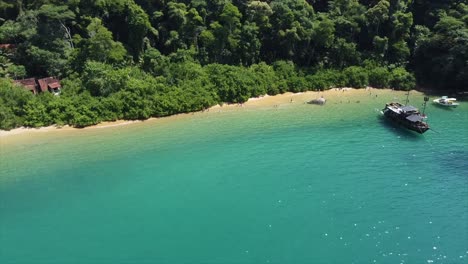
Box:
[60, 20, 74, 49]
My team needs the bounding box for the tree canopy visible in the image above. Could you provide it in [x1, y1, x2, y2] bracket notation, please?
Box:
[0, 0, 466, 130]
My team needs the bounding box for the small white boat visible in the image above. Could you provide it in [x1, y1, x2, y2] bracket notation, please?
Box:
[433, 96, 459, 107]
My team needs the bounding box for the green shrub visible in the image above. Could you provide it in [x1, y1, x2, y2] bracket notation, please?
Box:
[69, 105, 99, 128]
[306, 74, 329, 91]
[249, 62, 279, 95]
[82, 61, 130, 96]
[288, 76, 308, 92]
[205, 64, 258, 103]
[390, 67, 416, 90]
[306, 69, 344, 91]
[368, 67, 390, 88]
[273, 60, 298, 93]
[343, 66, 368, 88]
[23, 100, 52, 128]
[0, 105, 20, 130]
[98, 96, 124, 121]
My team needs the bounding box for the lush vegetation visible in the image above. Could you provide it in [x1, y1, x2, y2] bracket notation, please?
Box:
[0, 0, 466, 130]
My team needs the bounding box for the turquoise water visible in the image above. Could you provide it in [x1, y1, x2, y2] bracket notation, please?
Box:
[1, 92, 468, 263]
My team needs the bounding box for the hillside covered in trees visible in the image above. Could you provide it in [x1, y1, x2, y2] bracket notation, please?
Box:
[0, 0, 467, 129]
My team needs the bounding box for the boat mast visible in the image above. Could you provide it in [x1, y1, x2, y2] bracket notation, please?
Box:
[422, 96, 429, 116]
[404, 90, 410, 105]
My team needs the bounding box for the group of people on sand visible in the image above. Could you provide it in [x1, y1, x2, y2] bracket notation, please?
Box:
[198, 88, 389, 113]
[333, 87, 352, 92]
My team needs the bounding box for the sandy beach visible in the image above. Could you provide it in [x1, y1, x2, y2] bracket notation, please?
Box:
[0, 88, 422, 141]
[0, 120, 141, 137]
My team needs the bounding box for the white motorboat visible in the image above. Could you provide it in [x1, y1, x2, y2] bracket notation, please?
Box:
[433, 96, 459, 107]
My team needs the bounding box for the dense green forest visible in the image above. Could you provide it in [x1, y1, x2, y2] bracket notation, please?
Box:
[0, 0, 467, 130]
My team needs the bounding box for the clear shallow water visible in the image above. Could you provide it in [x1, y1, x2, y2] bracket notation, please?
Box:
[1, 93, 468, 263]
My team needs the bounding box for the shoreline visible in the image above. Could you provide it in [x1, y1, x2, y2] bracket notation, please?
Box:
[0, 88, 421, 139]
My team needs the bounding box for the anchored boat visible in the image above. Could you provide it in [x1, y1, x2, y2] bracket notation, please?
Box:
[433, 96, 459, 107]
[381, 102, 430, 134]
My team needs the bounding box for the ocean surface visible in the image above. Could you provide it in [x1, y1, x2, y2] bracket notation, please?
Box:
[1, 91, 467, 264]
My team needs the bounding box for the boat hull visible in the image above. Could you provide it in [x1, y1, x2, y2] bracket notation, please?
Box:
[433, 101, 459, 108]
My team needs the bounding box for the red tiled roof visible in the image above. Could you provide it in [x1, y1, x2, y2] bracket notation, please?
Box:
[14, 78, 37, 93]
[37, 78, 49, 92]
[0, 44, 16, 50]
[14, 77, 61, 94]
[20, 85, 36, 91]
[48, 82, 61, 89]
[38, 77, 61, 92]
[14, 78, 36, 86]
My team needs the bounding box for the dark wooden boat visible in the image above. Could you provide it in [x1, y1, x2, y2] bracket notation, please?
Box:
[381, 102, 429, 134]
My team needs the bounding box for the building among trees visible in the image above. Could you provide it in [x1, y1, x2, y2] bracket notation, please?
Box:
[14, 77, 61, 95]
